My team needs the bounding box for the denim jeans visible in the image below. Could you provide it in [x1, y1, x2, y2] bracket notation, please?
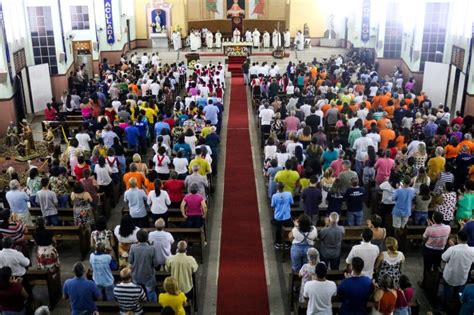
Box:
[57, 195, 69, 208]
[413, 211, 428, 225]
[117, 155, 126, 174]
[290, 242, 311, 271]
[184, 216, 203, 228]
[45, 214, 59, 226]
[347, 211, 363, 226]
[443, 281, 463, 306]
[146, 285, 157, 303]
[355, 159, 365, 177]
[98, 284, 115, 301]
[393, 307, 410, 315]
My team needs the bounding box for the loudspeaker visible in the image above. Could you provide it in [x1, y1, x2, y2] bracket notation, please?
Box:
[0, 71, 8, 83]
[59, 52, 66, 63]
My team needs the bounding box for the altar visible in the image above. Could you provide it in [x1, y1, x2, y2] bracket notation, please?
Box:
[151, 33, 169, 49]
[222, 41, 253, 57]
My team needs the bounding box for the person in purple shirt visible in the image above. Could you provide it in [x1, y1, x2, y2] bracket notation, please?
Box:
[125, 121, 140, 153]
[301, 176, 322, 225]
[203, 100, 220, 126]
[63, 262, 100, 315]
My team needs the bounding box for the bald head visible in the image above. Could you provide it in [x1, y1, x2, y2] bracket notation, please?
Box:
[120, 267, 132, 281]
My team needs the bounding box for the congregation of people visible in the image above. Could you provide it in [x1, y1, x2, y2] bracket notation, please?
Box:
[256, 52, 474, 314]
[0, 50, 224, 314]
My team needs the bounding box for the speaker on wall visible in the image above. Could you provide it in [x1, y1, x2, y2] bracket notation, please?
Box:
[59, 52, 66, 63]
[0, 71, 8, 83]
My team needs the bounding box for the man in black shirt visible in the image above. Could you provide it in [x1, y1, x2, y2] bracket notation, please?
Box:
[344, 177, 366, 226]
[305, 107, 321, 133]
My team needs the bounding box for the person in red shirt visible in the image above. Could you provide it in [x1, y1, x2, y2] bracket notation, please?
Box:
[451, 111, 464, 127]
[0, 266, 28, 314]
[44, 103, 57, 121]
[74, 156, 90, 181]
[164, 171, 185, 208]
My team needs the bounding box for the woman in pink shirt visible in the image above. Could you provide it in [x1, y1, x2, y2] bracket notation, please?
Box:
[180, 184, 207, 228]
[374, 150, 395, 185]
[44, 104, 57, 121]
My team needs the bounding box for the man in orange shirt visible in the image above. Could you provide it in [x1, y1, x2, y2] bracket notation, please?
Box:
[123, 163, 146, 189]
[377, 112, 390, 131]
[460, 134, 474, 154]
[379, 91, 390, 109]
[380, 121, 396, 150]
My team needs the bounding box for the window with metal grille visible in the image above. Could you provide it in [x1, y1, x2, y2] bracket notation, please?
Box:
[70, 5, 89, 30]
[420, 2, 450, 71]
[383, 3, 402, 59]
[28, 6, 58, 75]
[13, 49, 26, 74]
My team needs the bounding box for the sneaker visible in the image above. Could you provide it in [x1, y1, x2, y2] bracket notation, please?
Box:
[274, 243, 282, 249]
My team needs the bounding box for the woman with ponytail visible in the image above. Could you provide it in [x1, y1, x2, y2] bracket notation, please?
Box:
[147, 179, 171, 225]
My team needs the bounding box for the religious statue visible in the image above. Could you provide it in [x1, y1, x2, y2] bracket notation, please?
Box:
[43, 123, 55, 154]
[16, 135, 30, 157]
[304, 23, 310, 37]
[6, 121, 18, 147]
[20, 119, 35, 151]
[227, 0, 245, 17]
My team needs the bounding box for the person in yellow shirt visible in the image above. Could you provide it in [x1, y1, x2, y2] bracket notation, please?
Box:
[159, 277, 187, 315]
[188, 147, 211, 176]
[140, 102, 156, 124]
[427, 147, 446, 181]
[274, 160, 300, 195]
[200, 121, 213, 139]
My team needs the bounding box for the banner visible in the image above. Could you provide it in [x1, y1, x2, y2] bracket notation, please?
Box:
[361, 0, 370, 43]
[104, 0, 114, 44]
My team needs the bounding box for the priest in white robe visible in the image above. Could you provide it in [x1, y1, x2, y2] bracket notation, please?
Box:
[245, 29, 252, 43]
[233, 28, 241, 43]
[263, 31, 270, 48]
[206, 31, 214, 49]
[196, 30, 202, 49]
[172, 31, 181, 51]
[272, 29, 281, 49]
[252, 28, 261, 48]
[190, 31, 199, 51]
[283, 30, 291, 48]
[215, 30, 222, 48]
[294, 31, 304, 51]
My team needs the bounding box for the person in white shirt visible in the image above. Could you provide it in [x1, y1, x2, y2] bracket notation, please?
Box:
[141, 53, 149, 66]
[245, 29, 252, 42]
[215, 30, 222, 48]
[149, 218, 174, 266]
[147, 180, 171, 223]
[76, 128, 92, 152]
[150, 81, 160, 97]
[352, 129, 375, 175]
[172, 151, 189, 178]
[303, 262, 337, 315]
[172, 32, 181, 51]
[300, 103, 312, 118]
[0, 237, 30, 276]
[366, 128, 381, 153]
[272, 29, 281, 49]
[259, 102, 274, 135]
[153, 147, 171, 179]
[442, 230, 474, 302]
[263, 31, 270, 48]
[346, 228, 380, 279]
[205, 31, 213, 49]
[232, 28, 241, 43]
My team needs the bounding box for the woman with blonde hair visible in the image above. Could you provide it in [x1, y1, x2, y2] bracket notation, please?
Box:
[375, 237, 405, 288]
[158, 277, 187, 315]
[132, 153, 148, 174]
[320, 168, 335, 208]
[412, 143, 427, 171]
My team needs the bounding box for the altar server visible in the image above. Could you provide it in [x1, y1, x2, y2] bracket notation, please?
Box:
[172, 31, 182, 51]
[215, 30, 222, 48]
[294, 30, 304, 51]
[272, 29, 281, 49]
[283, 29, 291, 48]
[252, 28, 261, 48]
[245, 29, 252, 42]
[263, 31, 270, 48]
[206, 31, 214, 49]
[190, 30, 199, 51]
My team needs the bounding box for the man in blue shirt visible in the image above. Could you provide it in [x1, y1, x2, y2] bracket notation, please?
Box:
[271, 182, 293, 249]
[392, 176, 416, 235]
[154, 115, 170, 138]
[125, 121, 140, 153]
[344, 177, 366, 226]
[203, 99, 220, 126]
[338, 257, 374, 315]
[5, 180, 32, 225]
[63, 262, 100, 315]
[89, 243, 115, 301]
[124, 177, 148, 227]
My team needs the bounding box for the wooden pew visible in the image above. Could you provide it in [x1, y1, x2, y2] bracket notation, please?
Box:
[96, 301, 193, 315]
[122, 207, 185, 225]
[25, 226, 90, 260]
[29, 207, 74, 223]
[24, 269, 61, 309]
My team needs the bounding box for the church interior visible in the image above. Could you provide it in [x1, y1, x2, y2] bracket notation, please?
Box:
[0, 0, 473, 314]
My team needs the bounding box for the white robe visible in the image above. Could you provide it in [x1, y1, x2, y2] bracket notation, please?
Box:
[245, 31, 252, 42]
[252, 31, 261, 47]
[215, 32, 222, 48]
[233, 29, 241, 43]
[295, 32, 304, 51]
[196, 31, 202, 49]
[283, 31, 291, 48]
[172, 32, 181, 51]
[190, 32, 199, 51]
[206, 32, 214, 48]
[272, 31, 281, 49]
[263, 32, 270, 48]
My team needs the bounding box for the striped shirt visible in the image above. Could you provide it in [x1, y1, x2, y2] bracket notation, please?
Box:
[423, 224, 451, 250]
[434, 172, 454, 193]
[0, 223, 26, 243]
[113, 282, 147, 314]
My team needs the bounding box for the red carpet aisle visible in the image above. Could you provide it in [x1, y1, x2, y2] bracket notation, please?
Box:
[216, 59, 270, 314]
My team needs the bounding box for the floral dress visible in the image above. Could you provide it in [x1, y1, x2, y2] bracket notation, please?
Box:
[377, 251, 405, 288]
[436, 191, 457, 223]
[72, 193, 95, 229]
[298, 263, 316, 303]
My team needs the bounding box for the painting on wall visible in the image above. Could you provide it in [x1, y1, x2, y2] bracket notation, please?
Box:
[151, 9, 166, 32]
[226, 0, 245, 17]
[146, 1, 172, 36]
